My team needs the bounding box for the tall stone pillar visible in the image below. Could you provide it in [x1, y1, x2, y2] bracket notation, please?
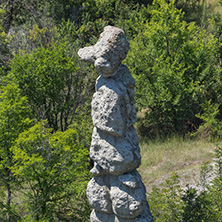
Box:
[78, 26, 153, 222]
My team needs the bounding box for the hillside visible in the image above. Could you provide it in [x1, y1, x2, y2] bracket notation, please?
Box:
[139, 137, 216, 192]
[1, 0, 222, 221]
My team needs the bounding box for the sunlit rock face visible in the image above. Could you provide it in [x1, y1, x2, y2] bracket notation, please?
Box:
[78, 25, 153, 222]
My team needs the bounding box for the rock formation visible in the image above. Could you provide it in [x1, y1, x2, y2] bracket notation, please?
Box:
[78, 26, 153, 222]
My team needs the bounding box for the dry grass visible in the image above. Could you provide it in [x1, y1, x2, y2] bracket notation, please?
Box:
[138, 136, 216, 191]
[208, 0, 222, 15]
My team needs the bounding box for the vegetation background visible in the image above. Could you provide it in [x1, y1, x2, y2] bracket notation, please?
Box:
[0, 0, 222, 221]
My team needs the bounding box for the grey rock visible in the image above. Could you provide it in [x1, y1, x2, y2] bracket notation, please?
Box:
[118, 172, 140, 189]
[78, 25, 153, 222]
[90, 127, 141, 175]
[78, 26, 129, 77]
[90, 205, 153, 222]
[90, 63, 140, 176]
[87, 171, 151, 220]
[110, 171, 147, 219]
[87, 176, 113, 213]
[92, 64, 137, 136]
[90, 210, 115, 222]
[115, 203, 154, 222]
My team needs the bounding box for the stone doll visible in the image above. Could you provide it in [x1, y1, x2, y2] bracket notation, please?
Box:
[78, 26, 153, 222]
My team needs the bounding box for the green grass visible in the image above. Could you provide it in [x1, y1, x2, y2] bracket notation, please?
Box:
[138, 136, 216, 191]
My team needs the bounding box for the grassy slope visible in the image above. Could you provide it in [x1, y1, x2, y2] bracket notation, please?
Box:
[138, 137, 216, 192]
[208, 0, 222, 15]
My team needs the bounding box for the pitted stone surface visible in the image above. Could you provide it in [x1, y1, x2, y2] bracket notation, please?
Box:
[78, 26, 153, 222]
[90, 210, 115, 222]
[90, 127, 141, 175]
[87, 176, 113, 213]
[87, 171, 147, 219]
[115, 203, 154, 222]
[110, 171, 147, 219]
[78, 26, 129, 77]
[91, 204, 153, 222]
[92, 64, 137, 137]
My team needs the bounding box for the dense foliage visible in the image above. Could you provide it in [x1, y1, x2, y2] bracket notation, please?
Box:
[11, 121, 90, 221]
[0, 84, 32, 221]
[10, 41, 82, 131]
[0, 0, 222, 221]
[127, 0, 221, 137]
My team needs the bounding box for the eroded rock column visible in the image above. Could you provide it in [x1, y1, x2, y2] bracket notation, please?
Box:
[78, 26, 153, 222]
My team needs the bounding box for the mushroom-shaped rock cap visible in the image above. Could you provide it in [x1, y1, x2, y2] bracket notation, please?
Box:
[78, 26, 129, 77]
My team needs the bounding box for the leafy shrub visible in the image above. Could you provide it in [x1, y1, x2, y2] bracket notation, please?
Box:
[11, 121, 90, 221]
[181, 185, 217, 222]
[148, 173, 184, 222]
[9, 40, 88, 131]
[0, 84, 33, 221]
[194, 100, 222, 139]
[127, 0, 220, 137]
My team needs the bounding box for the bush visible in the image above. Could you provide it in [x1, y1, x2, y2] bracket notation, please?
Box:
[9, 39, 87, 131]
[127, 0, 220, 137]
[11, 121, 91, 221]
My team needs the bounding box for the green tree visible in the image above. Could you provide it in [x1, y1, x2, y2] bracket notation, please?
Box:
[127, 0, 220, 137]
[9, 39, 90, 131]
[0, 83, 32, 221]
[11, 121, 90, 221]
